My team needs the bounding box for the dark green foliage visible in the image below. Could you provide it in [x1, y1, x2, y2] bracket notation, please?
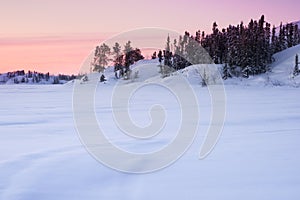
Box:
[152, 51, 157, 59]
[222, 63, 231, 80]
[160, 15, 300, 78]
[53, 76, 60, 84]
[93, 43, 111, 72]
[294, 54, 299, 76]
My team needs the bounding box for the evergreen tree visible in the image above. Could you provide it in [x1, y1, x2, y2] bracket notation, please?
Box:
[112, 42, 123, 69]
[294, 54, 299, 76]
[124, 48, 144, 67]
[45, 72, 50, 81]
[158, 50, 163, 64]
[287, 23, 294, 48]
[173, 39, 180, 54]
[152, 51, 157, 59]
[93, 43, 111, 72]
[195, 30, 201, 43]
[271, 25, 280, 54]
[201, 68, 208, 86]
[279, 22, 286, 51]
[152, 15, 300, 79]
[113, 42, 122, 61]
[178, 35, 184, 55]
[123, 48, 144, 79]
[124, 40, 133, 54]
[166, 34, 171, 52]
[265, 22, 272, 66]
[53, 76, 60, 84]
[292, 24, 300, 46]
[222, 63, 231, 80]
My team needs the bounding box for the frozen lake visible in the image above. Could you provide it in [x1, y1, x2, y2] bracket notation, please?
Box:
[0, 83, 300, 200]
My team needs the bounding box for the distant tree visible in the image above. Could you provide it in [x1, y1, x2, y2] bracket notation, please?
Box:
[179, 35, 185, 55]
[202, 68, 208, 86]
[278, 22, 286, 51]
[28, 71, 33, 78]
[158, 50, 163, 64]
[222, 63, 231, 80]
[173, 38, 180, 54]
[93, 43, 111, 72]
[166, 34, 171, 52]
[293, 24, 300, 46]
[113, 42, 122, 63]
[163, 50, 172, 67]
[287, 23, 294, 48]
[53, 76, 60, 84]
[152, 51, 157, 59]
[124, 48, 144, 67]
[242, 66, 248, 78]
[45, 72, 50, 81]
[14, 78, 19, 84]
[293, 54, 299, 76]
[195, 30, 201, 43]
[21, 77, 25, 83]
[124, 40, 133, 54]
[271, 25, 279, 54]
[112, 42, 123, 75]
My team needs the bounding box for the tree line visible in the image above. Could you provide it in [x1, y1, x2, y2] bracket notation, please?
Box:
[154, 15, 300, 79]
[1, 70, 76, 84]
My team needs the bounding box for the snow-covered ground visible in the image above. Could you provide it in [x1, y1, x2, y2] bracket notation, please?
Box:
[1, 46, 300, 199]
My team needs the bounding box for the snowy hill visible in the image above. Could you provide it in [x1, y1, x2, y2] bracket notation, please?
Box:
[269, 44, 300, 85]
[219, 44, 300, 87]
[87, 45, 300, 88]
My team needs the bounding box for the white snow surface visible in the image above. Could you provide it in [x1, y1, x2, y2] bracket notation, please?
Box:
[1, 47, 300, 199]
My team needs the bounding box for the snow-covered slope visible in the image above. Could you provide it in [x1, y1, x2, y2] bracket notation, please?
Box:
[85, 44, 300, 88]
[181, 45, 300, 87]
[270, 44, 300, 85]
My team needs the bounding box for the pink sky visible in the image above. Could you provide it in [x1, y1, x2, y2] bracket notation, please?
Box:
[1, 0, 300, 74]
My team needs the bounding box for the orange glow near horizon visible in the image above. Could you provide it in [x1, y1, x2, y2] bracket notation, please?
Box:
[0, 34, 110, 75]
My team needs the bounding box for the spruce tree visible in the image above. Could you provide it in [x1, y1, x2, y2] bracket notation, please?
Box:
[271, 25, 279, 53]
[124, 41, 133, 54]
[294, 54, 299, 76]
[166, 34, 171, 52]
[293, 24, 300, 46]
[113, 42, 123, 68]
[279, 23, 286, 51]
[152, 51, 157, 59]
[93, 43, 111, 72]
[287, 23, 294, 48]
[222, 63, 231, 80]
[113, 42, 121, 60]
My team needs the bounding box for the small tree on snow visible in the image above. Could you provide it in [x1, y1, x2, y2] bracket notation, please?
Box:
[166, 34, 171, 52]
[202, 68, 208, 86]
[222, 63, 231, 80]
[293, 54, 299, 76]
